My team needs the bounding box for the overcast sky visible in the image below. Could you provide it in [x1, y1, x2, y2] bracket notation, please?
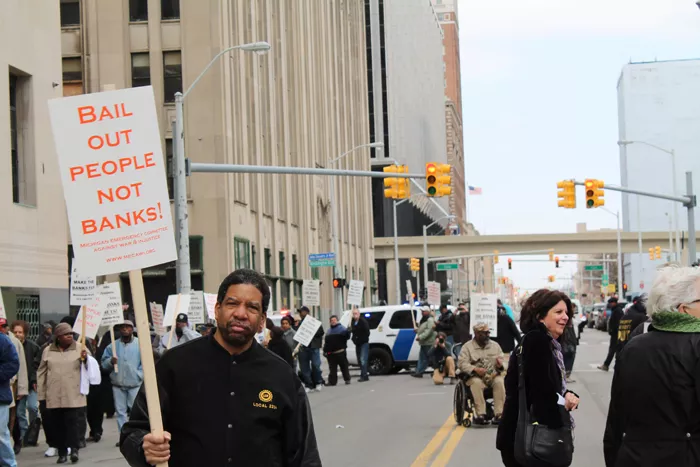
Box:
[458, 0, 700, 292]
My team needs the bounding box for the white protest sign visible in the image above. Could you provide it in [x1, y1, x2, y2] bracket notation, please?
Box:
[293, 315, 322, 347]
[188, 291, 206, 324]
[347, 280, 365, 307]
[97, 282, 124, 326]
[0, 289, 5, 319]
[69, 259, 97, 306]
[405, 280, 414, 302]
[427, 281, 441, 306]
[150, 302, 166, 336]
[302, 280, 320, 307]
[163, 294, 191, 327]
[470, 293, 499, 337]
[204, 293, 217, 320]
[74, 297, 106, 340]
[49, 86, 177, 276]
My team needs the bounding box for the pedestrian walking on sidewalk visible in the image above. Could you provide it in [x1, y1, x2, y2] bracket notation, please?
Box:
[324, 316, 351, 386]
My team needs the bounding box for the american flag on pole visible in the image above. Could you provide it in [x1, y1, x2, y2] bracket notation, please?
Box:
[468, 186, 482, 195]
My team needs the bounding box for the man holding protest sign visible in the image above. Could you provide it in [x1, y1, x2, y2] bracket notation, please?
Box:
[120, 269, 321, 466]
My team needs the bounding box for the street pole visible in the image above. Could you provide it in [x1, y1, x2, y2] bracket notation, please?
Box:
[672, 150, 680, 261]
[330, 174, 341, 313]
[667, 213, 673, 259]
[637, 197, 642, 290]
[174, 93, 190, 294]
[616, 210, 623, 297]
[687, 171, 697, 265]
[422, 225, 429, 296]
[393, 200, 401, 304]
[172, 41, 270, 295]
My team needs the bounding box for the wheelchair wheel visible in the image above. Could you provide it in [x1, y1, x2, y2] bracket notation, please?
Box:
[453, 382, 465, 425]
[463, 388, 476, 427]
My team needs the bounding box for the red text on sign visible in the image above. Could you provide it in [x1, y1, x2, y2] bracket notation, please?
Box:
[69, 152, 156, 182]
[87, 129, 133, 150]
[97, 182, 143, 204]
[81, 202, 164, 235]
[78, 103, 133, 124]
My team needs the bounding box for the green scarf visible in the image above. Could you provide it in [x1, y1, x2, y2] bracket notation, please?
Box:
[651, 311, 700, 333]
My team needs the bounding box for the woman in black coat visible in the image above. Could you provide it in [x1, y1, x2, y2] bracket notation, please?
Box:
[496, 289, 580, 467]
[266, 326, 294, 368]
[604, 266, 700, 467]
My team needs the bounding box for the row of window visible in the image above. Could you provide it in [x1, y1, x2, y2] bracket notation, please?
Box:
[62, 51, 182, 102]
[60, 0, 180, 27]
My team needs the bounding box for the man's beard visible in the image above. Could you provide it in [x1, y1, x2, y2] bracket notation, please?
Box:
[217, 319, 257, 347]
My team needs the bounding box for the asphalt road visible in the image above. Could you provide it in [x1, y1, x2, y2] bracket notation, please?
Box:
[21, 326, 614, 466]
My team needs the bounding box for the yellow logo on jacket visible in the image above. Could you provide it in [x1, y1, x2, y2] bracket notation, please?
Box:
[253, 389, 277, 410]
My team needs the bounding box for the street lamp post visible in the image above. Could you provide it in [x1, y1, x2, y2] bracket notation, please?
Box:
[329, 142, 383, 312]
[174, 41, 270, 294]
[422, 215, 456, 298]
[601, 207, 623, 297]
[619, 140, 679, 261]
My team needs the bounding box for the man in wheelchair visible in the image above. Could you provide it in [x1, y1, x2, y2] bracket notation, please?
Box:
[457, 323, 507, 426]
[428, 332, 456, 385]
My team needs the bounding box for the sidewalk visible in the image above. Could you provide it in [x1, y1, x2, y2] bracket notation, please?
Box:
[20, 418, 126, 467]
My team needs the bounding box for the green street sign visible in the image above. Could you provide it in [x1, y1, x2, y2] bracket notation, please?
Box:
[309, 259, 335, 267]
[602, 274, 609, 287]
[436, 263, 459, 271]
[584, 265, 603, 271]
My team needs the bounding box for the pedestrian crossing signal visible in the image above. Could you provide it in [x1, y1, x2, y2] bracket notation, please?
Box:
[333, 278, 345, 288]
[555, 256, 560, 268]
[508, 258, 512, 270]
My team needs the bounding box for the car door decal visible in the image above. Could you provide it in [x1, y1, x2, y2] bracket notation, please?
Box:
[392, 329, 416, 361]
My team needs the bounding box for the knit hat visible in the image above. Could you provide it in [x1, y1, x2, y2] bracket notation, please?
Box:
[473, 322, 490, 333]
[54, 323, 73, 337]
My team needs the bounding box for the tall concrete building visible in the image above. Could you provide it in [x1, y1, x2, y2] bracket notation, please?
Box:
[1, 0, 68, 337]
[61, 0, 377, 311]
[618, 59, 700, 295]
[433, 0, 466, 233]
[365, 0, 452, 303]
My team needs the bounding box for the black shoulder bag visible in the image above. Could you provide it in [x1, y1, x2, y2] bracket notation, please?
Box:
[514, 340, 574, 467]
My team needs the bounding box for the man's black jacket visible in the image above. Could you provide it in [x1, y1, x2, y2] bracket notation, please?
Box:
[608, 304, 625, 336]
[22, 339, 41, 387]
[120, 334, 321, 467]
[350, 317, 370, 346]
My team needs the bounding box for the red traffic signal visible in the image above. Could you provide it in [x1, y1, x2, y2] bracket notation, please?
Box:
[555, 256, 559, 268]
[332, 278, 345, 289]
[623, 283, 628, 291]
[508, 258, 512, 270]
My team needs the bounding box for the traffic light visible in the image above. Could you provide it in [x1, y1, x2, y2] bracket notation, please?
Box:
[655, 246, 662, 259]
[494, 250, 499, 264]
[555, 256, 560, 268]
[648, 248, 654, 260]
[383, 165, 408, 199]
[556, 180, 576, 209]
[425, 163, 451, 197]
[548, 251, 554, 262]
[332, 278, 345, 288]
[584, 179, 604, 209]
[623, 283, 628, 293]
[409, 258, 420, 271]
[508, 258, 512, 270]
[548, 275, 555, 283]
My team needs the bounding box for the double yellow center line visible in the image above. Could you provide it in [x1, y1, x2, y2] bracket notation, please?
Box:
[410, 414, 467, 467]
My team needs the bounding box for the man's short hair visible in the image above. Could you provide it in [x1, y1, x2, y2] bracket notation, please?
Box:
[280, 316, 294, 326]
[330, 315, 338, 321]
[216, 269, 271, 313]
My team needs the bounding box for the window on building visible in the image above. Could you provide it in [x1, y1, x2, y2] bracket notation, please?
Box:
[279, 252, 285, 277]
[62, 58, 83, 96]
[251, 245, 257, 271]
[131, 53, 151, 88]
[311, 267, 319, 280]
[189, 236, 203, 270]
[280, 280, 290, 309]
[9, 71, 35, 206]
[161, 0, 180, 19]
[165, 139, 174, 199]
[292, 254, 298, 279]
[264, 248, 271, 275]
[235, 238, 250, 269]
[129, 0, 148, 22]
[60, 0, 80, 27]
[163, 51, 182, 103]
[16, 295, 40, 342]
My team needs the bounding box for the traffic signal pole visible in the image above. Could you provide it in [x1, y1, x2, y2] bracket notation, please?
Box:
[571, 176, 697, 266]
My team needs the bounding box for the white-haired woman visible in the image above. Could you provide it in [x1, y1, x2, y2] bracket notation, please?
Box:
[604, 266, 700, 467]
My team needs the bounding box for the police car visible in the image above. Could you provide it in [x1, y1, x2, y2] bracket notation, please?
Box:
[340, 304, 455, 376]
